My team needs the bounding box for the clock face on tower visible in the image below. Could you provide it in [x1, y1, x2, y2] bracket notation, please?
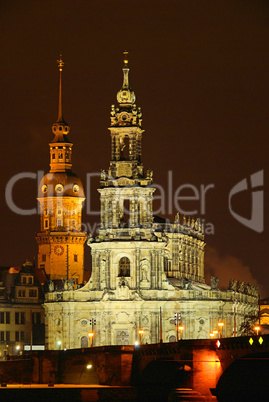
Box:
[54, 245, 64, 255]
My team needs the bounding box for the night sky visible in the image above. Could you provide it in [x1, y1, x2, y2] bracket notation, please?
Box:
[1, 1, 268, 295]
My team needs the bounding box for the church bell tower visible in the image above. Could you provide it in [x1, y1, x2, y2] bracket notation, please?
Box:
[36, 55, 87, 284]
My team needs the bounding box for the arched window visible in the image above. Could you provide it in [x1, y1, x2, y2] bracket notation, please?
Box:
[116, 330, 129, 345]
[118, 257, 130, 277]
[81, 336, 88, 348]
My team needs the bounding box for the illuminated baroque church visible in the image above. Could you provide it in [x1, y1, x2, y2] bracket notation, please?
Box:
[42, 54, 258, 349]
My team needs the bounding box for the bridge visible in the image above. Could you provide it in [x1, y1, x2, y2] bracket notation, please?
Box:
[1, 336, 268, 400]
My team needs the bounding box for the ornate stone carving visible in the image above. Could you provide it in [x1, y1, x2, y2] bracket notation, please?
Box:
[210, 276, 219, 290]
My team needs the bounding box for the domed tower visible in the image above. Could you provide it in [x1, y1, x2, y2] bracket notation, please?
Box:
[36, 55, 87, 283]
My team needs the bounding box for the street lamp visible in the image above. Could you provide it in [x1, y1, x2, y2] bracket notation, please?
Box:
[213, 330, 218, 338]
[209, 332, 214, 339]
[88, 332, 94, 347]
[57, 341, 62, 350]
[254, 325, 261, 336]
[178, 325, 184, 340]
[16, 345, 20, 356]
[138, 329, 144, 344]
[218, 322, 224, 338]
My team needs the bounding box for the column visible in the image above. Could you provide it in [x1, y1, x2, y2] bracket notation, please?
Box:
[68, 308, 75, 349]
[151, 251, 156, 289]
[136, 249, 140, 289]
[158, 250, 164, 289]
[112, 200, 117, 228]
[130, 199, 135, 227]
[115, 137, 120, 161]
[106, 250, 111, 289]
[100, 198, 105, 228]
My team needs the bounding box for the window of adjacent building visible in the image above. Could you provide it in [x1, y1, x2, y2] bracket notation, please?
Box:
[44, 219, 49, 229]
[0, 312, 4, 324]
[59, 153, 63, 159]
[29, 289, 37, 298]
[16, 331, 24, 342]
[118, 257, 130, 277]
[18, 289, 26, 297]
[6, 331, 10, 341]
[0, 331, 4, 341]
[32, 312, 41, 324]
[57, 209, 62, 215]
[22, 277, 27, 284]
[28, 277, 33, 284]
[52, 153, 55, 159]
[42, 254, 46, 262]
[1, 312, 10, 323]
[57, 219, 62, 226]
[6, 312, 10, 324]
[74, 254, 78, 262]
[15, 312, 25, 325]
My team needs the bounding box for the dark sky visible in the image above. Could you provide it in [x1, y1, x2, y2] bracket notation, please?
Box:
[1, 1, 268, 295]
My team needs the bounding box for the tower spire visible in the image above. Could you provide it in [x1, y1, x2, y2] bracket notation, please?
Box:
[57, 53, 64, 122]
[51, 53, 70, 142]
[117, 50, 135, 105]
[122, 50, 129, 89]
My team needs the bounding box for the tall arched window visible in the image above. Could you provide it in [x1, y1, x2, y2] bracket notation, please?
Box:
[118, 257, 130, 277]
[81, 336, 88, 348]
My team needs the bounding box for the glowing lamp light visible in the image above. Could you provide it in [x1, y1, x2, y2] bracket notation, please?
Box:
[88, 332, 94, 347]
[86, 364, 92, 370]
[16, 345, 20, 350]
[178, 325, 184, 340]
[254, 325, 260, 336]
[138, 329, 144, 344]
[209, 333, 214, 338]
[218, 321, 224, 338]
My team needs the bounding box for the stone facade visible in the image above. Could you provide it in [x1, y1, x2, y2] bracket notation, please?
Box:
[43, 54, 258, 349]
